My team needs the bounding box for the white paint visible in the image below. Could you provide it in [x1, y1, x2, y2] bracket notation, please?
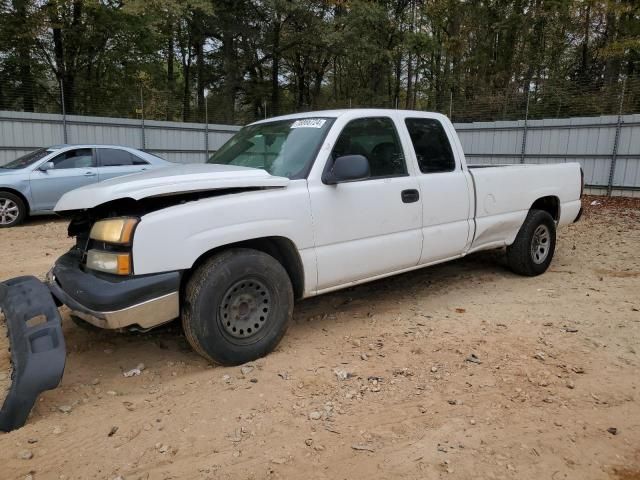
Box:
[55, 163, 288, 211]
[62, 109, 582, 298]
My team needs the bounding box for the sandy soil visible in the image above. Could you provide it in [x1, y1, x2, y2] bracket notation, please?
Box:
[0, 314, 11, 403]
[0, 197, 638, 480]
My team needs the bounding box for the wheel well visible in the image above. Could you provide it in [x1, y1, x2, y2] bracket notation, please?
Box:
[184, 236, 305, 300]
[530, 196, 559, 221]
[0, 188, 30, 215]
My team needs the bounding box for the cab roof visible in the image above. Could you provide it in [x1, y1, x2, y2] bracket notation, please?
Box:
[250, 108, 444, 125]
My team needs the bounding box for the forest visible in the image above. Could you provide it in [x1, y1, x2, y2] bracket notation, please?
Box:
[0, 0, 638, 125]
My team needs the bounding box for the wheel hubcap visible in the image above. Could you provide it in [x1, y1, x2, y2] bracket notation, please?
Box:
[0, 198, 19, 225]
[531, 224, 550, 264]
[220, 279, 271, 339]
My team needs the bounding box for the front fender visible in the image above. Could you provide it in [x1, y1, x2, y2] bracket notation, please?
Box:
[0, 176, 33, 208]
[131, 183, 316, 276]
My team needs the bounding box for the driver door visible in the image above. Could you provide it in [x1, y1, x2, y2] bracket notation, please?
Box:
[308, 117, 422, 291]
[29, 148, 98, 211]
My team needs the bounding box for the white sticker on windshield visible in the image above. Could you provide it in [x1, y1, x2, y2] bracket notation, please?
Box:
[291, 118, 326, 129]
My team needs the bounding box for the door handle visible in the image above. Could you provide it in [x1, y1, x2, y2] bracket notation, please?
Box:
[84, 171, 96, 177]
[401, 189, 420, 203]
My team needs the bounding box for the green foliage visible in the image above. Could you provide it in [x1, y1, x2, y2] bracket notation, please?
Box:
[0, 0, 638, 123]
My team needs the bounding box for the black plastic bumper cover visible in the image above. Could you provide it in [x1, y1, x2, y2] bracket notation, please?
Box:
[51, 250, 181, 312]
[0, 276, 66, 432]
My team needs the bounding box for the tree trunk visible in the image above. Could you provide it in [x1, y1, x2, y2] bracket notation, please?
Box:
[296, 56, 305, 110]
[49, 1, 85, 115]
[270, 20, 281, 116]
[580, 3, 591, 81]
[222, 28, 237, 123]
[406, 54, 413, 109]
[182, 48, 191, 122]
[182, 66, 191, 121]
[52, 25, 75, 114]
[14, 0, 34, 112]
[195, 38, 205, 122]
[603, 5, 620, 85]
[167, 25, 175, 120]
[393, 55, 401, 108]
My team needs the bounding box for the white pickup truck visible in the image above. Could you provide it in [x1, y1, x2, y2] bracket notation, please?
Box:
[24, 110, 584, 368]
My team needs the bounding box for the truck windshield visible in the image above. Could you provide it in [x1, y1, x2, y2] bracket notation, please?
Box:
[1, 148, 53, 170]
[208, 118, 333, 179]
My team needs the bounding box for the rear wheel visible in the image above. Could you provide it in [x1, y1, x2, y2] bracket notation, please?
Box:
[0, 192, 26, 228]
[182, 248, 294, 365]
[506, 209, 556, 276]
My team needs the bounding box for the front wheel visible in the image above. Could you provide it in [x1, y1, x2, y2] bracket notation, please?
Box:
[0, 192, 27, 228]
[506, 209, 556, 276]
[182, 248, 294, 365]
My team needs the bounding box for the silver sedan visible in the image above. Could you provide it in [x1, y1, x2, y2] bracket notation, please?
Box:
[0, 145, 172, 227]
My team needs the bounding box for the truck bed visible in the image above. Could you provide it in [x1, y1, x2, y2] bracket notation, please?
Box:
[467, 162, 582, 251]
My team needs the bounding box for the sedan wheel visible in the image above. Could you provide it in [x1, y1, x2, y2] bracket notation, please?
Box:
[0, 193, 26, 228]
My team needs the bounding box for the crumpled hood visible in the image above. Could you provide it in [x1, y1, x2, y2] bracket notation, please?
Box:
[55, 163, 289, 211]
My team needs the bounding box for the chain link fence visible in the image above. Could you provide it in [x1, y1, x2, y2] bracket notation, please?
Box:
[1, 76, 639, 195]
[1, 75, 639, 125]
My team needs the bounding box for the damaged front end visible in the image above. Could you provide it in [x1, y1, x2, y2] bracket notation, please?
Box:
[0, 276, 66, 432]
[0, 165, 290, 431]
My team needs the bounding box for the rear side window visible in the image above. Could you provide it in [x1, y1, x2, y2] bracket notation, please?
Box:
[99, 149, 148, 166]
[405, 118, 455, 173]
[332, 117, 406, 178]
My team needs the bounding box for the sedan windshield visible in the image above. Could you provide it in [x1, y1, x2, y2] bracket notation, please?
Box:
[208, 118, 333, 179]
[1, 148, 53, 169]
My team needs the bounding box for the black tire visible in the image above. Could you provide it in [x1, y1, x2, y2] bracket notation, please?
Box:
[0, 191, 27, 228]
[182, 248, 294, 365]
[507, 209, 556, 276]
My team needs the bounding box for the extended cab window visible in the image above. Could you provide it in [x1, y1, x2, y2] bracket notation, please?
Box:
[51, 149, 94, 169]
[332, 117, 406, 178]
[100, 149, 148, 166]
[405, 118, 456, 173]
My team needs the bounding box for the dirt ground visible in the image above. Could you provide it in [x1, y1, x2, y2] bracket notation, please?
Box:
[0, 196, 638, 480]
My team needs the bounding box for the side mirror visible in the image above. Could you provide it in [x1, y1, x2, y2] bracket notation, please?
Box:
[40, 162, 54, 172]
[323, 155, 370, 185]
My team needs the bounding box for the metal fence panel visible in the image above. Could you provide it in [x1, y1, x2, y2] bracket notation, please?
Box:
[455, 113, 640, 193]
[0, 110, 240, 166]
[1, 110, 639, 195]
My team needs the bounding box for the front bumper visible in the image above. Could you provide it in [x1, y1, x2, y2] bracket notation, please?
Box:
[47, 250, 181, 330]
[0, 276, 66, 431]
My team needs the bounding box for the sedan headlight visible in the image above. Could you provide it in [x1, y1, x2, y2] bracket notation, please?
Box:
[90, 217, 138, 244]
[86, 250, 132, 275]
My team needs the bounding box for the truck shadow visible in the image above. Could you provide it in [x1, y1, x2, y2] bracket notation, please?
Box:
[27, 247, 517, 426]
[293, 249, 509, 324]
[60, 248, 511, 368]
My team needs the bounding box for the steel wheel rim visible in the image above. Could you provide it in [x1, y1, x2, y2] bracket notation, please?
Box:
[0, 198, 19, 225]
[531, 224, 550, 264]
[219, 278, 272, 340]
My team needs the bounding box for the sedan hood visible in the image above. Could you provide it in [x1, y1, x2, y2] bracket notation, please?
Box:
[0, 169, 24, 176]
[55, 164, 289, 211]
